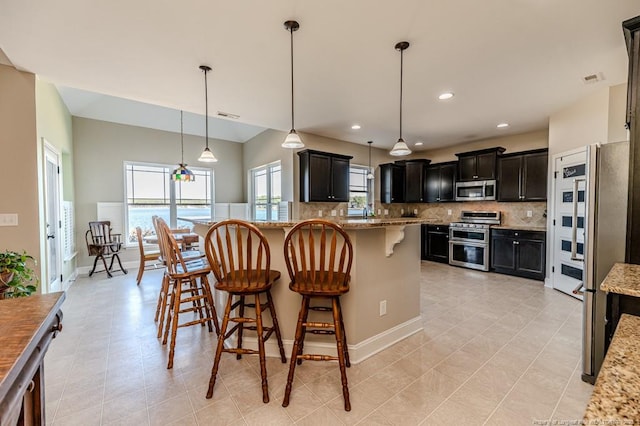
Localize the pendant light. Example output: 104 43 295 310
198 65 218 162
171 110 195 182
367 140 374 180
389 41 412 157
282 20 304 149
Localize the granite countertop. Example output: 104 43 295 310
194 217 431 229
490 225 547 232
583 313 640 422
600 263 640 297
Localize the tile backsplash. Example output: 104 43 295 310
298 200 547 228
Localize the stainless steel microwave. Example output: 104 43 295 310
455 180 496 201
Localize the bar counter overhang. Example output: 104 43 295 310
192 218 427 364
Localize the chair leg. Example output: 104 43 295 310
163 280 177 345
167 280 182 369
296 299 310 366
283 296 310 407
336 297 350 368
332 297 351 411
157 275 170 338
254 293 269 403
101 255 113 278
236 295 245 360
136 256 145 285
201 275 219 334
88 255 101 277
266 290 287 363
207 295 233 399
112 253 128 274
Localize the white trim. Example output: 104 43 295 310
235 315 423 365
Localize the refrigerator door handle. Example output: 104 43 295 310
571 178 586 261
572 282 585 295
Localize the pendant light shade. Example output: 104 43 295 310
198 65 218 163
282 20 304 149
390 41 412 157
367 140 375 180
172 111 195 182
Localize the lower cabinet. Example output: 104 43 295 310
422 224 450 263
490 229 546 281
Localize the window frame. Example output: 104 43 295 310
348 164 372 217
250 161 282 221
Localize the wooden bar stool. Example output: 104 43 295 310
156 218 219 369
282 219 353 411
204 220 287 403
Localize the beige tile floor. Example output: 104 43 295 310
44 261 594 425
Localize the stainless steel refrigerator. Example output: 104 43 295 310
579 141 629 384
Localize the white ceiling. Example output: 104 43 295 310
1 1 639 150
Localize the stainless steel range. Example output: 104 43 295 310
449 211 501 271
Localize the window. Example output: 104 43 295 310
124 162 213 244
348 165 370 216
251 162 281 221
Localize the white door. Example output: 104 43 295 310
44 144 63 293
551 149 587 300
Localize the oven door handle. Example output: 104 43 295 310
449 240 488 248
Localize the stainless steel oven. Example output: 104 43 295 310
449 211 501 272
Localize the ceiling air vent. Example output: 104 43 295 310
217 111 240 119
582 72 604 84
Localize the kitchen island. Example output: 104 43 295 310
193 218 427 363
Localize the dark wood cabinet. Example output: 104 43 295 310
380 163 405 203
422 224 450 263
456 147 505 182
425 162 456 202
298 150 352 202
497 149 548 201
491 229 546 281
403 159 431 203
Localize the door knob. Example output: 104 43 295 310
47 234 55 239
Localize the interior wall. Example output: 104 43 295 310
35 79 76 287
73 117 243 267
0 64 41 282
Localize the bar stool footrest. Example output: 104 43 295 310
297 354 339 362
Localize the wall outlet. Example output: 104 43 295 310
384 209 389 215
0 213 18 226
447 209 452 216
379 300 387 316
339 209 344 216
527 210 533 218
377 209 381 216
413 209 418 215
318 210 323 217
401 209 404 215
331 210 337 217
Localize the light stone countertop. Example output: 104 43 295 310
600 263 640 297
583 313 640 423
192 217 434 229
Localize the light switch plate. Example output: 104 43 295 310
331 210 337 217
527 210 533 217
0 213 18 226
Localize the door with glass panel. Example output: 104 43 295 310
44 143 62 293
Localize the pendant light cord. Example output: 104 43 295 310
290 26 295 130
204 68 210 149
399 48 404 140
180 110 185 163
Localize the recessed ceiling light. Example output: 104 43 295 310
351 124 361 130
497 123 509 128
415 141 424 146
438 92 454 100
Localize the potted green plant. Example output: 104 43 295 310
0 250 38 299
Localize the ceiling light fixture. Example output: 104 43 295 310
198 65 218 162
171 110 195 182
282 20 304 149
438 92 454 100
351 124 361 130
497 122 509 128
390 41 411 157
367 140 375 180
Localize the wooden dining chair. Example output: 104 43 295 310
156 217 219 369
203 219 287 403
135 226 160 285
281 219 353 411
85 221 127 278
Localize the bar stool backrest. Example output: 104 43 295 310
155 217 189 275
205 220 271 288
283 219 353 289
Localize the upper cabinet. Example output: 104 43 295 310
497 148 548 201
456 147 505 181
380 162 405 203
298 150 353 202
403 159 431 203
425 162 457 202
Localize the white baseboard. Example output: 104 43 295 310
544 277 553 288
235 316 423 364
62 270 78 291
